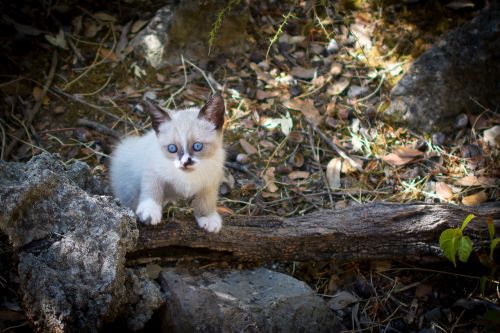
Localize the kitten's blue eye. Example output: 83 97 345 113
167 144 178 153
192 142 203 152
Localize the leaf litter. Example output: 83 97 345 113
0 1 499 332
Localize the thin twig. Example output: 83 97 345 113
77 118 120 140
225 161 261 184
4 50 58 158
305 117 364 172
52 87 135 126
307 126 334 209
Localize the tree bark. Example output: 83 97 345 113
127 202 500 264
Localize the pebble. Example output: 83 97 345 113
289 84 302 97
236 153 250 165
431 132 446 146
454 113 469 129
326 38 339 54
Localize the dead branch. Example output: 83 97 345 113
127 202 500 264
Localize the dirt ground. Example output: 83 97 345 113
0 0 498 332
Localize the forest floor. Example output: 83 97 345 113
0 0 499 332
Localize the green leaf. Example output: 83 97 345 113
479 276 486 295
439 228 461 266
460 214 475 232
457 236 473 263
489 238 500 260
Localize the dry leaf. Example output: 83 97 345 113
328 291 359 310
328 78 350 95
393 147 424 158
32 86 42 101
249 62 275 85
99 49 119 62
291 66 317 79
382 153 414 166
263 167 278 193
415 284 432 299
256 89 279 100
330 62 343 76
288 171 310 180
288 131 304 143
131 19 148 33
326 158 342 190
239 138 257 155
283 98 322 125
462 191 488 206
216 206 234 216
436 182 453 201
288 152 304 168
94 12 117 22
259 140 275 150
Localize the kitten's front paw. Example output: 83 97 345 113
136 199 163 225
196 212 222 233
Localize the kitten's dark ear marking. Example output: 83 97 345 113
198 93 225 131
144 97 170 133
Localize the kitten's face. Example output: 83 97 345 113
145 94 225 171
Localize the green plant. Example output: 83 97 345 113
439 214 499 267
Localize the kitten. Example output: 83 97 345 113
110 94 226 233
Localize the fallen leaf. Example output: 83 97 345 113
94 12 117 22
382 153 414 166
393 147 424 158
131 19 148 33
328 291 359 310
32 86 42 101
216 206 234 216
446 1 475 10
436 182 453 201
326 158 342 190
263 167 278 193
283 98 322 125
288 131 304 143
261 112 293 136
239 138 257 155
291 66 316 79
259 140 275 150
288 171 310 180
415 284 432 299
328 78 350 95
329 62 343 76
462 191 488 206
44 29 68 50
99 48 119 62
256 89 279 100
249 62 275 85
288 152 304 168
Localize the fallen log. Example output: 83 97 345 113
128 202 500 264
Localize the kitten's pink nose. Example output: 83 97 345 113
182 157 193 167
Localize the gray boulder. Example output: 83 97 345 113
130 0 249 68
0 153 139 332
159 267 342 332
387 3 500 132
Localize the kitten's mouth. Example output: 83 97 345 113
179 165 195 172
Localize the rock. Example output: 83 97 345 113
130 1 249 68
387 4 500 132
483 125 500 149
159 267 342 332
0 153 138 332
454 113 469 129
122 268 164 331
432 132 446 146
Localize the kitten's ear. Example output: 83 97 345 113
144 97 171 133
198 93 225 131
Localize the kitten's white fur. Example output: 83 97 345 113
110 98 225 232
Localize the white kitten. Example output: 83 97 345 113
110 94 226 233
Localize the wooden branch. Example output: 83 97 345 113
127 202 500 264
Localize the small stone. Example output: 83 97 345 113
325 116 337 128
236 153 250 165
326 38 339 54
432 132 446 146
348 85 369 99
461 144 482 159
289 84 302 97
454 113 469 129
53 105 66 114
483 125 500 149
